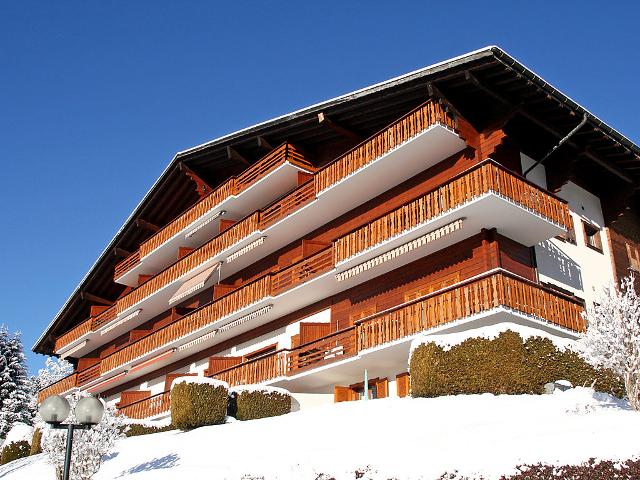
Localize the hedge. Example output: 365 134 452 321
232 386 291 421
410 330 624 398
170 378 228 430
124 424 174 437
29 428 41 455
1 441 30 465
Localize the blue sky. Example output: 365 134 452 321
1 1 639 373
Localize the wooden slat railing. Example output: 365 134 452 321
37 373 78 403
119 391 171 419
114 143 313 281
213 350 287 386
315 101 456 194
272 247 334 295
91 305 117 330
114 251 141 281
334 160 570 263
235 143 313 192
139 182 235 260
356 271 585 351
102 247 337 376
77 363 101 386
118 212 260 313
286 327 357 374
259 181 316 230
54 318 93 353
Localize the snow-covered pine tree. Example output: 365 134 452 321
34 357 73 391
41 389 126 480
579 274 640 410
0 326 33 439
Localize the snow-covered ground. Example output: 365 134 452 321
2 388 640 479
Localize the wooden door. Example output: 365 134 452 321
334 385 357 403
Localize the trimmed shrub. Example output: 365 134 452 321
29 428 42 455
124 424 174 437
410 330 624 398
170 378 228 430
1 441 30 465
232 386 292 421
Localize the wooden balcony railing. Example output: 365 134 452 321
117 212 261 313
272 247 334 295
119 391 171 420
314 101 456 194
114 143 313 281
115 270 584 418
77 363 101 386
54 305 117 354
356 271 585 351
102 248 335 375
212 351 287 386
114 251 141 282
91 305 118 330
54 318 93 353
259 181 316 230
334 160 571 263
286 327 357 374
37 373 78 403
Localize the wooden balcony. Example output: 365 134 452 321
114 143 314 282
37 373 78 403
54 305 117 355
100 247 335 375
334 160 571 264
118 391 171 420
115 270 584 419
314 101 456 194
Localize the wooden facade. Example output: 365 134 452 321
36 49 640 420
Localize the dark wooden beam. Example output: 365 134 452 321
317 112 361 142
256 135 274 153
179 162 212 198
135 219 160 233
113 247 132 258
80 292 114 306
463 71 634 184
226 146 250 166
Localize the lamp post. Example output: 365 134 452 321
39 395 105 480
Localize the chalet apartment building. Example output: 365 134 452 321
34 47 640 419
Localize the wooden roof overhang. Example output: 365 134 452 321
34 46 640 355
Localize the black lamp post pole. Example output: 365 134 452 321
52 423 91 480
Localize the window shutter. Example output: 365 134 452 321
376 378 389 398
334 385 353 403
396 372 410 398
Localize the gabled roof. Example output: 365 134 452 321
33 45 640 355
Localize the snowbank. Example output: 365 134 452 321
2 388 640 479
1 423 32 449
410 321 578 355
169 376 228 390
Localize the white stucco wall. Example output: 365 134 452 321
521 154 616 307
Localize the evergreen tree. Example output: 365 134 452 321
0 325 33 439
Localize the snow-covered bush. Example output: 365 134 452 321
230 385 291 421
0 440 30 465
170 377 228 430
579 275 640 410
40 389 126 480
0 326 34 439
409 330 624 398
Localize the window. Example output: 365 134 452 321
583 222 602 252
243 343 278 362
626 243 640 272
